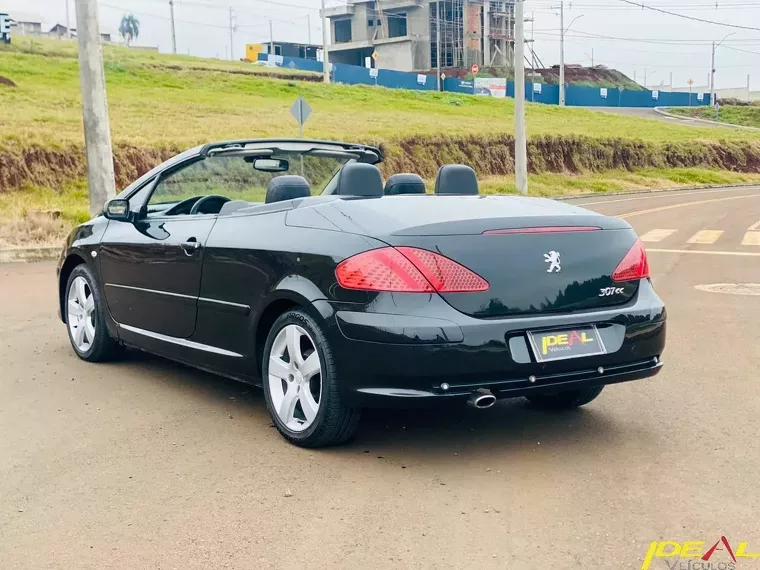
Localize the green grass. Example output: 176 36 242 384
668 105 760 129
2 38 760 152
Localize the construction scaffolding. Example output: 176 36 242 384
429 0 514 71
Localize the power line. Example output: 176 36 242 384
722 44 760 55
613 0 760 31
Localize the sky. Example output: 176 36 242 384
1 0 759 89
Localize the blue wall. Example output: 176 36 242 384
258 54 709 107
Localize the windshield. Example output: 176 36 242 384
147 152 352 208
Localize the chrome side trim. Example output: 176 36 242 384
118 323 244 358
198 297 251 316
105 283 196 301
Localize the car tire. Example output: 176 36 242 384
64 264 122 362
262 308 361 448
526 386 604 410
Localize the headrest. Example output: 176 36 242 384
265 175 311 204
335 163 384 197
384 173 426 196
434 164 479 195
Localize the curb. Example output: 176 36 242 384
554 181 760 202
0 246 60 264
653 107 760 131
2 183 758 264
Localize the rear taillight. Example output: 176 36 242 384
612 239 650 282
335 247 489 293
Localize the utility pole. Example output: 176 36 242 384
748 74 751 102
591 48 593 66
228 7 235 61
169 0 177 54
669 71 673 91
269 20 274 56
711 33 735 106
320 0 330 83
307 14 311 45
514 0 528 195
65 0 71 38
559 0 564 106
436 2 441 91
531 11 535 102
74 0 116 216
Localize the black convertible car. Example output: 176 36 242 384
57 139 666 447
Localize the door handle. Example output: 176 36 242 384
181 238 201 255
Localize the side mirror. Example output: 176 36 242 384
104 199 130 221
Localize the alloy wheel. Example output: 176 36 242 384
67 275 96 353
267 324 322 432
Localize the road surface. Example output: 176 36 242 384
584 106 732 129
2 186 759 569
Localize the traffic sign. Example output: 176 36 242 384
440 72 446 80
471 64 479 74
290 96 312 136
371 50 379 61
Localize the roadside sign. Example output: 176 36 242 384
687 79 694 86
290 96 312 136
471 64 479 74
369 68 378 78
371 50 379 61
440 72 446 80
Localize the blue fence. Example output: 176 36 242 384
260 54 710 107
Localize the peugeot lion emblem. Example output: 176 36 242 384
544 250 561 273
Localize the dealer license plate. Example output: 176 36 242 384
527 325 607 363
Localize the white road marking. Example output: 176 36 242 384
574 186 759 207
687 230 724 244
741 231 760 246
639 229 677 242
748 220 760 231
619 194 760 219
647 248 760 256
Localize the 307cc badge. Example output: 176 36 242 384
528 325 607 363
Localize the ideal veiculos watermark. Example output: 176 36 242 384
642 537 760 570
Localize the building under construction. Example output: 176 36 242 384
324 0 515 73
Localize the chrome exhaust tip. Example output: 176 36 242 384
467 389 496 409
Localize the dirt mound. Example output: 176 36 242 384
0 75 17 87
2 136 759 195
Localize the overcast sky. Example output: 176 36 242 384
2 0 758 89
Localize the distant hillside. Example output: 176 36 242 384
532 66 645 91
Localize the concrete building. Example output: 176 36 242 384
324 0 514 73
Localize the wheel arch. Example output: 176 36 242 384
253 281 333 380
58 253 88 323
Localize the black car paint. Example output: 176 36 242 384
58 142 665 408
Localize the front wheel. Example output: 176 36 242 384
526 386 604 411
262 308 361 448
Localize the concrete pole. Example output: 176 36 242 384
747 74 751 102
321 0 331 83
559 0 565 106
169 0 177 54
514 0 528 195
269 20 274 56
531 11 535 102
65 0 71 38
229 7 234 60
307 14 311 45
74 0 116 216
710 41 715 106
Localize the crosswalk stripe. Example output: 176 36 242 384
748 220 760 231
639 229 677 243
687 230 724 244
741 231 760 246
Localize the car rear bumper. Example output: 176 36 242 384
317 279 666 408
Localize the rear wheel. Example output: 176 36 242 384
526 386 604 410
65 264 122 362
262 308 361 448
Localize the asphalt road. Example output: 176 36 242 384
584 106 730 128
2 186 760 569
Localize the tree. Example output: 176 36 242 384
119 14 139 47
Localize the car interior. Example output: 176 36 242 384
146 162 480 218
